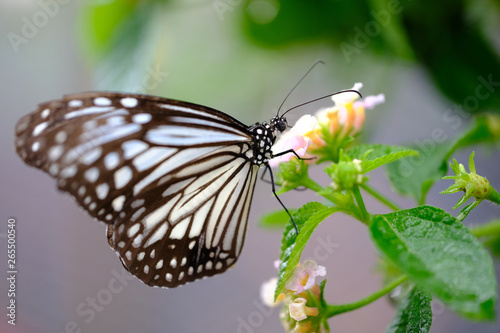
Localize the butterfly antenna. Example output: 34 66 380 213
276 59 326 116
281 89 362 117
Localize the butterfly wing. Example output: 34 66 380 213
15 92 259 287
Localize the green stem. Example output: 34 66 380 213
301 176 323 193
325 275 408 318
301 176 362 220
486 186 500 206
301 176 336 204
469 219 500 238
360 183 402 211
352 185 369 224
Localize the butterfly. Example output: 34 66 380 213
14 91 303 288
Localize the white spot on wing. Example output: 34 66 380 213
132 113 152 124
144 223 168 247
31 141 40 152
68 100 83 107
84 167 100 183
170 258 177 268
40 109 50 118
133 234 144 247
55 131 67 143
133 147 176 172
104 152 120 170
170 218 190 239
127 223 140 238
190 198 214 238
142 193 180 230
33 122 48 136
94 97 112 106
80 147 102 165
122 140 148 159
65 106 114 119
77 186 86 196
112 195 126 211
114 166 132 189
156 260 164 269
60 165 77 178
121 97 138 108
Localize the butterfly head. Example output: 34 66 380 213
270 116 288 133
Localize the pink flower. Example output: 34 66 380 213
269 115 317 168
285 260 327 295
316 82 385 137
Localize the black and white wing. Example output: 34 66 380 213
15 92 259 287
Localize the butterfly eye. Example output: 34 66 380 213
276 118 288 132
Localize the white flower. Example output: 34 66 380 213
289 298 308 321
260 277 280 307
285 260 327 295
331 82 363 106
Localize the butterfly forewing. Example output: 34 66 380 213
15 92 261 287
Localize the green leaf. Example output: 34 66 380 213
386 142 454 205
371 206 497 320
275 202 339 300
386 287 432 333
78 0 138 61
345 144 418 173
260 209 295 228
79 1 167 92
402 0 500 115
319 279 328 308
386 117 498 205
454 116 500 148
484 235 500 258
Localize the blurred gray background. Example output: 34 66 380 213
0 1 499 332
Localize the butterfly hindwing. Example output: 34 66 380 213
15 92 260 287
110 153 259 287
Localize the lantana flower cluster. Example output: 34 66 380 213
270 83 385 167
261 260 328 333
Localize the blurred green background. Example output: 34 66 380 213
1 0 499 332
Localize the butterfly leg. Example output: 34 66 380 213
265 163 299 234
260 165 306 191
272 148 316 161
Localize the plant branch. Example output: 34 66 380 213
360 183 402 211
352 185 369 224
325 275 408 318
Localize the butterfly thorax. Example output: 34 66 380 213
248 115 288 166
